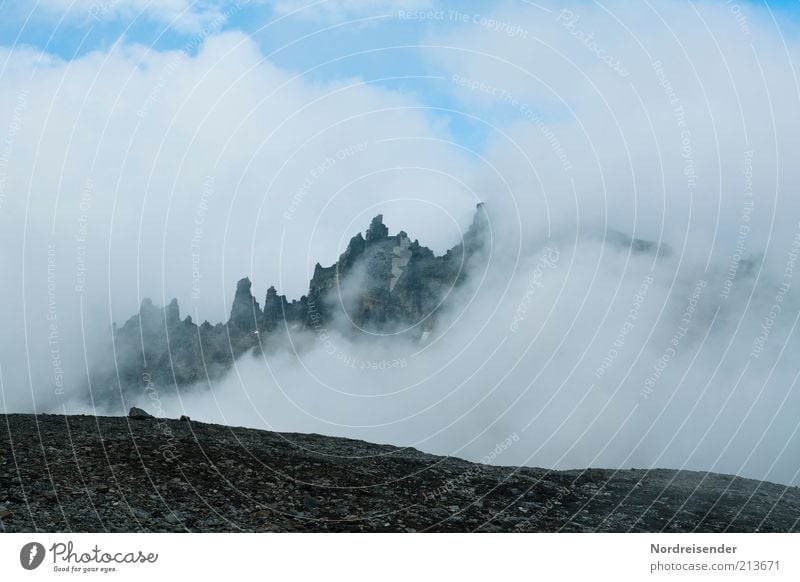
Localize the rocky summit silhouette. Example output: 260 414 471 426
89 205 673 404
94 205 489 399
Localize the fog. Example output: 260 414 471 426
2 0 800 486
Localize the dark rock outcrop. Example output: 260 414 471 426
365 214 389 241
304 207 488 334
228 277 261 333
128 407 153 419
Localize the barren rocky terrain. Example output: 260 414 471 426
1 413 798 533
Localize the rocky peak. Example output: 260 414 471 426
139 297 157 317
108 205 492 395
236 277 253 292
136 298 165 335
262 285 284 331
465 203 488 248
165 298 180 327
303 207 490 334
228 277 261 332
339 233 366 271
365 214 389 242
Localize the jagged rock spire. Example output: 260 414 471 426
365 214 388 241
165 298 180 327
228 277 261 332
137 298 164 334
262 286 281 331
463 202 489 254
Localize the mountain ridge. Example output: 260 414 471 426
95 205 671 400
98 205 489 397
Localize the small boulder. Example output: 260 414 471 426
128 407 153 419
132 508 149 520
165 512 181 525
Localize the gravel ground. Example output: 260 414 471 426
1 413 798 533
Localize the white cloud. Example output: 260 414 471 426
428 0 800 265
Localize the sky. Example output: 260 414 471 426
3 0 800 486
7 0 795 155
